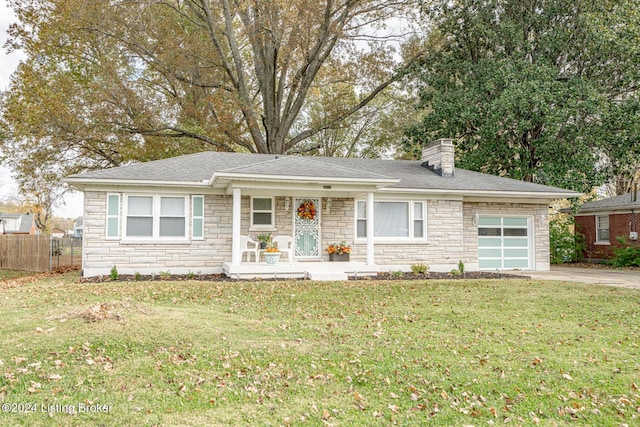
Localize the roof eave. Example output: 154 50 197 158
64 177 212 190
212 172 399 188
576 204 640 214
379 187 580 199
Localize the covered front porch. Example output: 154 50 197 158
213 156 398 279
223 260 380 281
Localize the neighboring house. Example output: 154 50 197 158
574 191 640 261
51 227 66 238
65 139 578 279
74 216 84 238
0 212 38 235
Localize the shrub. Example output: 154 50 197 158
609 237 640 267
110 265 118 281
457 260 465 274
549 215 585 264
410 263 430 274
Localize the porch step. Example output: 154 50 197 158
308 272 349 281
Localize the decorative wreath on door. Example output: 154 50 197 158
297 201 316 220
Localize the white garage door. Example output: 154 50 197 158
478 216 531 270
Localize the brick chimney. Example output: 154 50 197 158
421 139 455 177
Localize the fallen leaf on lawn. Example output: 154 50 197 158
47 373 62 381
27 381 42 393
562 373 573 381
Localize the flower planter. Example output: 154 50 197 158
329 253 350 262
264 252 281 265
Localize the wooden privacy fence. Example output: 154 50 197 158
0 235 82 272
0 235 51 272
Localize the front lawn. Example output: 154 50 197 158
0 273 638 426
0 269 33 281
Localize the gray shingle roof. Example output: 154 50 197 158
221 156 395 181
577 192 640 213
0 212 33 233
67 151 577 196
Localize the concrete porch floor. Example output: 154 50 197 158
223 260 380 281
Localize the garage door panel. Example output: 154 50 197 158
504 248 528 258
479 228 501 236
503 217 528 226
478 217 501 226
504 259 529 269
503 238 528 247
504 228 527 236
479 248 502 258
479 259 502 269
478 238 502 247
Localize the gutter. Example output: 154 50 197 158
64 177 213 190
377 187 580 200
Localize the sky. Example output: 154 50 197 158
0 2 83 218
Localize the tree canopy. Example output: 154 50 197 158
1 0 421 174
0 0 423 229
405 0 640 193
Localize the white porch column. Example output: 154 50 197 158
366 191 375 265
231 188 242 266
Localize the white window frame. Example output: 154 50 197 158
106 193 120 240
126 195 154 238
123 194 188 241
159 196 188 238
250 196 275 229
355 199 427 242
596 215 610 244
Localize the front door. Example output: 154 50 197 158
294 198 321 259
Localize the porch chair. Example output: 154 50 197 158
272 236 293 264
239 235 259 262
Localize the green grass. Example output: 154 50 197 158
0 269 33 281
0 273 638 426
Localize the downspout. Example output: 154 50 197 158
631 182 638 240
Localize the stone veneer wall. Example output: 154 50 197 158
83 191 234 276
83 191 551 276
351 199 464 268
320 198 355 260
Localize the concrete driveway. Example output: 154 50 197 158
528 266 640 290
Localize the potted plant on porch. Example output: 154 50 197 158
257 233 272 249
326 241 351 261
264 243 281 265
